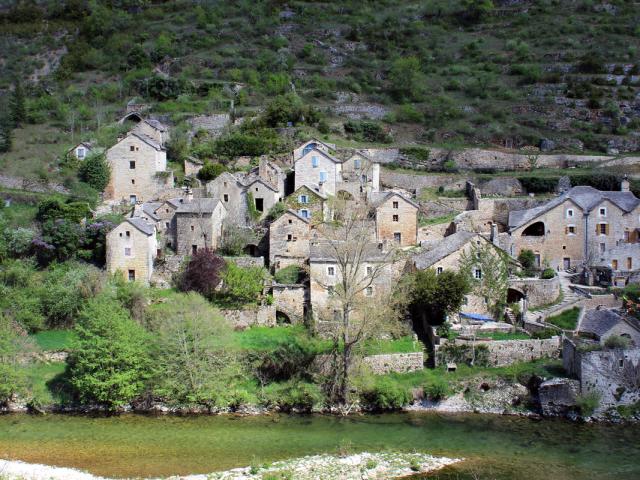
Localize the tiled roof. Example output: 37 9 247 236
309 241 390 262
144 118 168 132
578 309 639 339
141 202 162 221
128 132 164 151
126 217 155 236
412 231 477 270
175 197 221 214
369 191 419 209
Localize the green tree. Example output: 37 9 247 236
0 117 12 153
67 295 152 409
262 93 306 127
149 293 241 404
0 315 30 402
9 79 26 128
461 0 495 22
78 153 110 192
517 249 536 275
408 269 470 327
196 162 227 183
221 263 266 305
388 57 425 102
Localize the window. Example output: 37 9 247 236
300 209 310 218
474 268 482 279
299 195 309 204
354 159 361 169
165 222 170 229
366 266 373 275
628 257 633 270
566 208 574 218
599 223 608 235
394 232 401 243
224 181 227 187
77 147 86 159
612 259 618 270
192 245 198 254
436 267 443 275
599 207 607 217
124 247 131 256
129 161 136 169
223 194 229 202
130 146 135 152
319 171 327 183
128 270 135 281
129 195 137 204
566 225 576 235
312 156 319 168
288 219 292 224
287 233 293 241
393 201 399 209
255 198 264 212
327 266 335 276
392 214 399 222
165 209 169 213
131 179 135 184
125 230 130 237
365 286 373 297
624 230 630 242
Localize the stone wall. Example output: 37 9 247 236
221 305 276 329
223 256 265 268
272 283 306 323
508 276 561 309
458 336 561 367
478 177 524 196
362 352 424 374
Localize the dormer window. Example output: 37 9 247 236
566 208 574 218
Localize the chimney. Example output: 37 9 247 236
621 175 630 192
490 222 499 246
185 187 194 203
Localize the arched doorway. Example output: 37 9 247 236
522 221 545 236
276 310 292 325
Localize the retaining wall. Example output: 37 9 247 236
458 336 561 367
221 305 276 329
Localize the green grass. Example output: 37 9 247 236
362 336 423 355
419 212 458 227
20 361 67 405
474 331 531 341
546 307 581 330
233 325 321 352
31 330 76 351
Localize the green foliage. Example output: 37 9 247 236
518 249 536 274
388 57 425 101
436 342 490 367
274 265 304 285
519 177 558 194
261 380 323 412
264 201 286 223
344 120 392 143
9 79 26 128
262 94 313 128
36 198 91 224
546 307 580 330
541 268 556 280
461 0 495 22
408 269 470 326
196 162 227 183
424 377 450 401
0 116 13 153
220 263 266 305
360 377 411 410
31 330 76 351
213 133 281 159
67 295 152 409
246 191 261 222
530 328 558 340
604 335 631 350
575 391 600 417
219 224 257 256
0 315 29 402
78 153 110 192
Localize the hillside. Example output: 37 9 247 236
0 0 639 185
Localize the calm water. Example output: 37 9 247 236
1 413 639 479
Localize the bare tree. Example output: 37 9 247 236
313 198 406 409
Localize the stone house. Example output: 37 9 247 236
594 242 640 286
285 184 327 223
104 132 173 203
293 138 335 162
341 151 381 194
269 210 312 271
184 156 204 178
206 172 249 226
309 242 403 324
294 147 343 197
175 198 227 255
507 185 640 270
370 191 419 247
137 197 185 251
577 307 640 346
106 217 157 285
132 118 169 145
67 141 95 161
411 231 506 319
246 177 282 220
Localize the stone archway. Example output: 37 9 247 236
507 287 525 304
119 111 144 124
276 310 292 325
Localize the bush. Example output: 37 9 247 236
196 162 227 182
220 263 266 305
78 153 110 192
604 335 631 350
530 328 557 339
575 391 600 417
344 120 392 143
261 380 323 412
424 378 449 401
436 343 490 367
518 249 536 274
360 378 411 410
176 249 225 299
541 268 556 279
520 176 558 194
274 265 304 284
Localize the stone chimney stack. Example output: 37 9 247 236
185 187 194 203
490 222 499 246
621 175 630 192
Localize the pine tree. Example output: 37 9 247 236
9 79 26 128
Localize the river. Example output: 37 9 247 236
1 413 639 479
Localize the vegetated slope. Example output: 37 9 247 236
0 0 639 182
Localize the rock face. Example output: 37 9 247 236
539 378 580 416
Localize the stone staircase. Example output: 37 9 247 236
525 271 584 324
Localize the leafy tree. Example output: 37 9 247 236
149 293 241 404
408 269 470 328
177 249 225 299
388 57 425 101
219 223 257 256
34 219 83 264
67 295 152 409
274 265 304 284
36 197 91 224
9 79 26 128
262 93 306 127
221 263 266 304
196 162 227 183
461 0 495 22
518 249 536 275
78 153 110 192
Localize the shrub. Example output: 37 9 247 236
176 249 225 300
575 391 600 417
196 162 227 182
604 335 631 350
274 265 304 284
261 380 323 412
78 153 110 192
220 263 266 305
343 120 392 143
530 328 557 339
518 249 536 273
360 378 411 410
264 202 286 223
520 176 558 194
541 268 556 279
424 378 449 401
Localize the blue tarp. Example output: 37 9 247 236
459 312 493 322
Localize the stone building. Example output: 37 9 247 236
67 141 95 161
577 307 640 346
294 147 343 197
370 191 419 247
246 177 282 220
137 197 185 251
206 172 249 226
341 151 381 194
411 231 506 318
132 118 169 145
594 242 640 287
184 156 203 178
507 185 640 270
104 132 173 203
269 210 312 271
175 198 227 255
106 217 157 285
293 138 335 162
285 184 327 223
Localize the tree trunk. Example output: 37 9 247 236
339 306 351 405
